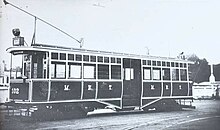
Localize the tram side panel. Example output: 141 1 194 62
10 79 29 100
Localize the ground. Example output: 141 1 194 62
0 100 220 130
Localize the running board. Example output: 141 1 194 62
97 100 121 110
140 98 162 109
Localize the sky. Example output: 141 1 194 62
1 0 220 68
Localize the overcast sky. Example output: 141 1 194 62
1 0 220 67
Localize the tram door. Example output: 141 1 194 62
123 58 142 107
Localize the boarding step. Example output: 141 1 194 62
121 106 140 111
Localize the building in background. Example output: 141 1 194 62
0 61 10 104
193 64 220 99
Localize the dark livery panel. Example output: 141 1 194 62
10 81 29 100
50 81 81 101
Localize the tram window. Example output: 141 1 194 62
68 54 74 61
31 53 45 79
162 68 170 80
51 64 55 78
180 63 183 67
125 68 134 80
76 54 82 61
147 60 151 65
157 61 161 66
171 62 175 67
143 67 151 80
167 62 170 67
143 60 146 65
98 64 109 79
83 55 89 62
184 63 187 68
180 69 187 81
153 68 161 80
84 64 96 79
98 56 103 63
60 53 66 60
90 55 96 62
117 58 121 64
51 62 66 78
162 61 166 66
111 65 121 79
104 57 109 63
171 69 179 81
152 61 156 66
111 57 116 63
69 63 81 78
51 53 58 59
175 62 179 67
24 62 31 78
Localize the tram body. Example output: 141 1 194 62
6 44 194 119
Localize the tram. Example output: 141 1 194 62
5 33 195 120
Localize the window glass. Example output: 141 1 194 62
111 57 116 63
51 64 55 78
76 54 82 61
143 60 146 65
147 60 151 65
60 53 66 60
51 62 66 78
167 62 170 67
153 68 161 80
98 64 109 79
56 64 66 78
68 54 74 61
162 68 170 80
111 65 121 79
175 62 179 67
171 62 175 67
171 69 179 81
143 68 151 80
104 57 109 63
157 61 161 66
180 69 187 81
162 61 166 66
83 55 89 62
84 64 96 79
152 61 156 66
90 55 96 62
117 58 121 64
125 68 134 80
98 56 103 62
51 53 58 59
69 64 81 78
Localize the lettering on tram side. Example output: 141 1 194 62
11 88 20 94
64 85 70 91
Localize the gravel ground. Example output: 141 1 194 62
1 100 220 130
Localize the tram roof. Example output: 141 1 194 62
7 43 192 63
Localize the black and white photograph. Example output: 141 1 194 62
0 0 220 129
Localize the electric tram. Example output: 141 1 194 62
5 30 195 120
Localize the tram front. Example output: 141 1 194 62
6 30 49 105
7 48 49 103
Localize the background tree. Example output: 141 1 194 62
187 54 210 83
